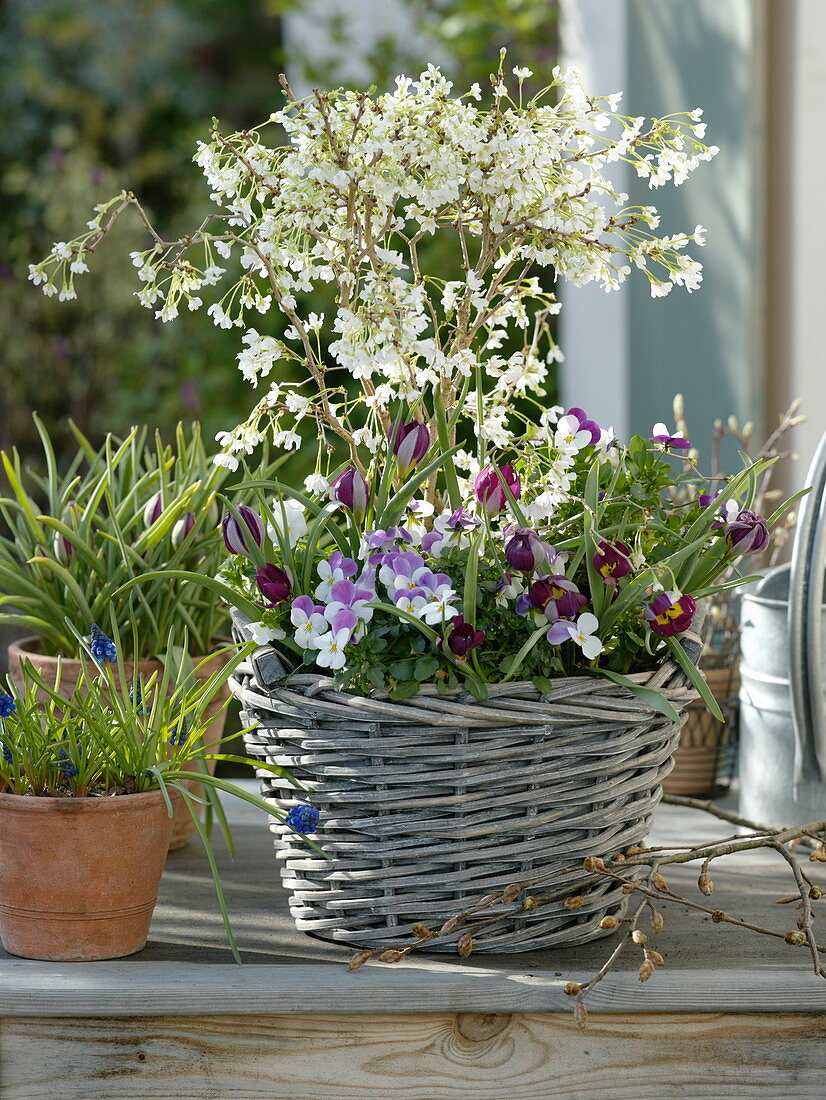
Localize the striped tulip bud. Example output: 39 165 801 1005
222 506 265 556
504 527 546 573
331 467 369 521
473 463 521 516
143 491 164 529
171 511 196 549
390 420 430 476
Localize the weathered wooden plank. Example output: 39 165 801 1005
2 959 826 1017
3 1011 826 1099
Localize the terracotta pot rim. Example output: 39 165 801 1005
8 635 231 667
0 788 174 814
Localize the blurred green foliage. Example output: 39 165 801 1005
3 0 558 467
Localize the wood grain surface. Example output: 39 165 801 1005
4 1011 826 1100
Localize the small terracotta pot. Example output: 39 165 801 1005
6 637 232 850
663 666 740 797
0 789 176 961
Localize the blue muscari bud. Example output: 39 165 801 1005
90 624 118 664
2 742 12 764
285 803 320 834
57 747 78 777
0 690 16 718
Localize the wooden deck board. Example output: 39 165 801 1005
4 793 826 1097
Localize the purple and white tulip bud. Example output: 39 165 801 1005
331 467 369 521
726 509 770 555
504 527 547 573
143 491 164 529
473 463 521 516
222 506 265 556
171 511 196 549
52 529 73 564
390 420 431 476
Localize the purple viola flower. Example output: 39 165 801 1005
593 539 632 586
171 511 196 549
331 467 369 521
650 422 691 450
726 510 770 555
143 491 164 529
528 576 587 620
441 615 485 661
223 506 265 556
504 527 548 574
645 591 697 637
390 420 431 477
698 490 719 508
566 407 602 445
474 464 521 516
255 563 292 607
324 575 376 627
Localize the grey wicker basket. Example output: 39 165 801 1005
230 610 700 954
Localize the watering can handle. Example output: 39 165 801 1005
788 432 826 784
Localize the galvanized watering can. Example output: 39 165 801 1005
739 434 826 824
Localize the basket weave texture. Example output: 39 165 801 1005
231 611 700 954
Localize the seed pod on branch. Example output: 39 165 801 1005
811 886 824 900
502 883 521 902
583 856 605 872
378 949 405 963
652 872 672 894
564 895 585 910
412 923 433 940
712 910 725 923
649 907 664 934
564 981 582 996
522 896 538 911
698 872 713 896
625 845 645 857
599 915 619 930
348 950 374 972
785 930 807 946
809 847 826 863
775 896 797 905
632 929 648 946
611 852 626 864
638 959 655 982
457 932 474 958
439 917 460 935
646 948 665 967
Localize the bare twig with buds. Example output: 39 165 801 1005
347 795 826 1027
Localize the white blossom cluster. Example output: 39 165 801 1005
30 62 716 479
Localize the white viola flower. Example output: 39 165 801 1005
416 586 460 625
290 602 328 650
246 621 287 645
268 498 308 548
554 414 592 455
565 613 604 660
314 623 353 670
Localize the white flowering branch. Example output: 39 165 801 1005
31 58 716 497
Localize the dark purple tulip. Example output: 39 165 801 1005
331 467 369 521
390 420 431 476
726 510 770 555
528 575 587 620
566 407 602 445
255 563 292 607
593 539 632 586
223 506 265 556
645 591 696 637
171 511 196 549
504 527 547 573
442 615 485 661
143 491 164 529
474 463 521 516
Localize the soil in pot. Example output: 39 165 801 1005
6 637 232 849
0 789 176 961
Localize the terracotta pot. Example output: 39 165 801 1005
0 789 175 960
663 666 740 797
6 637 231 850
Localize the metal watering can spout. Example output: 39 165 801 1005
789 432 826 787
